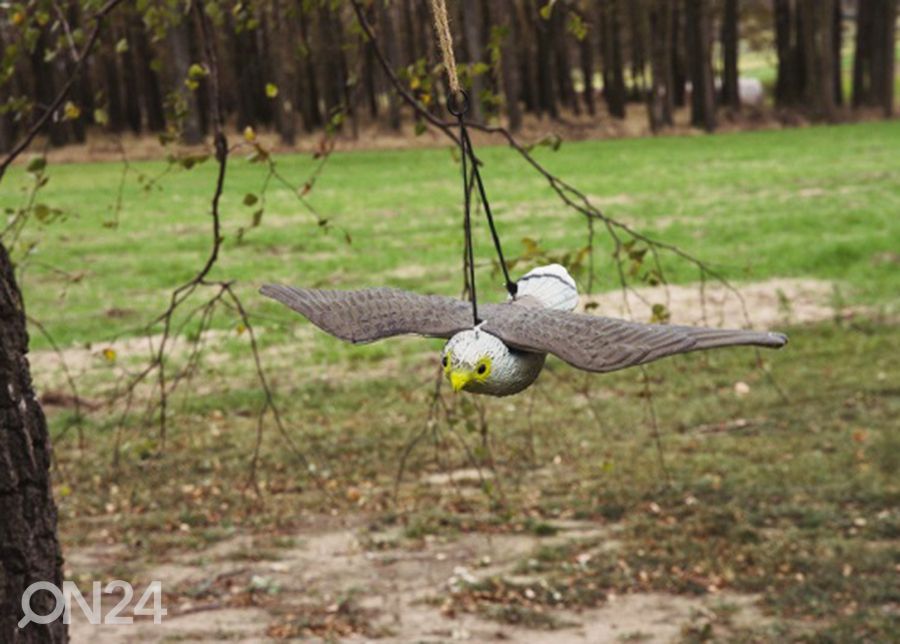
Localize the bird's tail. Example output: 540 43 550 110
514 264 579 311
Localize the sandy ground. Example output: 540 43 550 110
68 511 768 643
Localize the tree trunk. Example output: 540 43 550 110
600 0 627 118
551 8 579 114
297 8 323 131
116 17 143 134
168 14 203 144
268 0 297 145
721 0 740 111
535 6 559 118
579 19 597 116
130 15 165 132
774 0 806 107
831 0 843 106
648 0 675 130
799 0 836 121
495 0 523 130
374 0 401 129
855 0 898 116
876 0 897 116
461 0 487 122
671 0 687 107
685 0 717 130
0 242 67 644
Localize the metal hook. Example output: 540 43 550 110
447 89 470 118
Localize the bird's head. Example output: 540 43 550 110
442 329 506 393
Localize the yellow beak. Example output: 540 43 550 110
449 370 473 393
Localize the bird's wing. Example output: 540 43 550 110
260 285 474 343
480 304 787 373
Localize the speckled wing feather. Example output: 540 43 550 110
479 303 787 373
260 285 474 343
261 285 787 372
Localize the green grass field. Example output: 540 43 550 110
3 121 899 640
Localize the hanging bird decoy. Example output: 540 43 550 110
261 264 787 397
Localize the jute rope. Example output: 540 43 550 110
429 0 461 98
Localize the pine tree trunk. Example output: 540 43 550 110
648 0 675 130
721 0 740 111
168 14 203 144
580 23 596 116
495 0 523 130
0 242 67 644
535 7 559 119
551 8 579 114
879 0 897 116
268 0 297 145
671 0 686 107
685 0 717 130
799 0 836 121
297 9 323 131
600 0 627 118
461 0 486 122
130 15 165 132
374 0 401 129
831 0 843 106
852 0 872 108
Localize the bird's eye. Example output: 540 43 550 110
477 363 487 375
441 355 449 368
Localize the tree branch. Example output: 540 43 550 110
0 0 128 182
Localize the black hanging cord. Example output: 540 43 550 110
448 90 517 327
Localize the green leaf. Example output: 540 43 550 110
115 38 129 54
251 209 264 227
188 63 207 80
243 193 259 206
539 0 557 20
265 83 279 98
33 204 50 221
26 156 46 173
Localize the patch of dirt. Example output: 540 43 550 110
580 277 846 329
65 499 767 642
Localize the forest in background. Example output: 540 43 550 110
1 0 897 153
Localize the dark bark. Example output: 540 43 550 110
671 0 686 107
30 30 69 146
799 0 836 121
579 21 597 116
853 0 898 116
167 14 203 144
461 0 487 122
600 0 627 118
831 0 843 106
373 0 401 129
648 0 675 130
517 2 540 113
551 8 579 114
495 0 523 130
535 6 559 118
721 0 740 111
0 243 67 644
130 15 165 132
685 0 716 130
116 18 143 134
296 9 323 131
268 0 297 144
774 0 806 107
